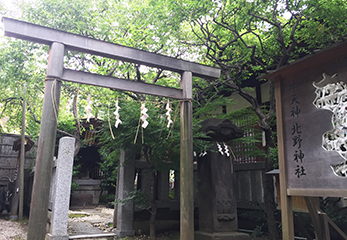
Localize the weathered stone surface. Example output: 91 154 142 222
114 148 135 238
49 137 75 240
197 143 238 233
197 118 246 239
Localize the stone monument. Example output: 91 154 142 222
195 118 250 240
47 137 75 240
114 148 136 238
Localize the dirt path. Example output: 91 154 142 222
0 207 113 240
68 207 114 235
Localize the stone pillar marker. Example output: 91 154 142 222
47 137 75 240
114 148 135 238
195 118 250 240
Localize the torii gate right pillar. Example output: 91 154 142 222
180 71 194 240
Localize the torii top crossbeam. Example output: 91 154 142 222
2 17 220 79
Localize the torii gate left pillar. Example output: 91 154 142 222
2 17 220 240
27 42 65 239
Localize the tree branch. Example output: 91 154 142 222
27 101 75 137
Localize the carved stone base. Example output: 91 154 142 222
194 231 250 240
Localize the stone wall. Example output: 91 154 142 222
70 179 101 206
0 133 36 214
235 162 267 209
0 133 35 184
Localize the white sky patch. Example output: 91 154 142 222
0 0 22 43
0 0 37 41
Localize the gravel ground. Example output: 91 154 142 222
0 207 263 240
0 217 28 240
68 207 114 235
0 207 113 240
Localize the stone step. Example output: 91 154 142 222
69 233 116 239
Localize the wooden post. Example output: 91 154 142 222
9 153 20 220
27 42 64 240
180 71 194 240
19 83 26 221
275 77 294 240
305 197 331 240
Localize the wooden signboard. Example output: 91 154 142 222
267 42 347 198
266 41 347 239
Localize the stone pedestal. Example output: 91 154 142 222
196 143 249 240
114 148 135 238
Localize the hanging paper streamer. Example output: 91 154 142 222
223 143 230 157
114 98 122 128
165 100 173 128
85 93 93 122
199 150 207 157
140 102 149 128
217 142 224 155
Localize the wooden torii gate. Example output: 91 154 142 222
2 17 220 240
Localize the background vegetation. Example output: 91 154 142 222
2 0 347 239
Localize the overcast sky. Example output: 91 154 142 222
0 0 26 42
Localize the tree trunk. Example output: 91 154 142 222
73 92 81 156
149 171 158 239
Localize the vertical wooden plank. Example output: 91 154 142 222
320 213 330 240
180 71 194 240
27 42 64 240
113 166 120 228
275 77 294 240
10 151 20 219
19 83 26 221
305 197 323 240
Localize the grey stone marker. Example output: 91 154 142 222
114 148 135 238
195 118 250 240
47 137 75 240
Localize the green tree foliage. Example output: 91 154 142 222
97 97 182 239
0 0 191 135
2 0 347 238
161 0 347 238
